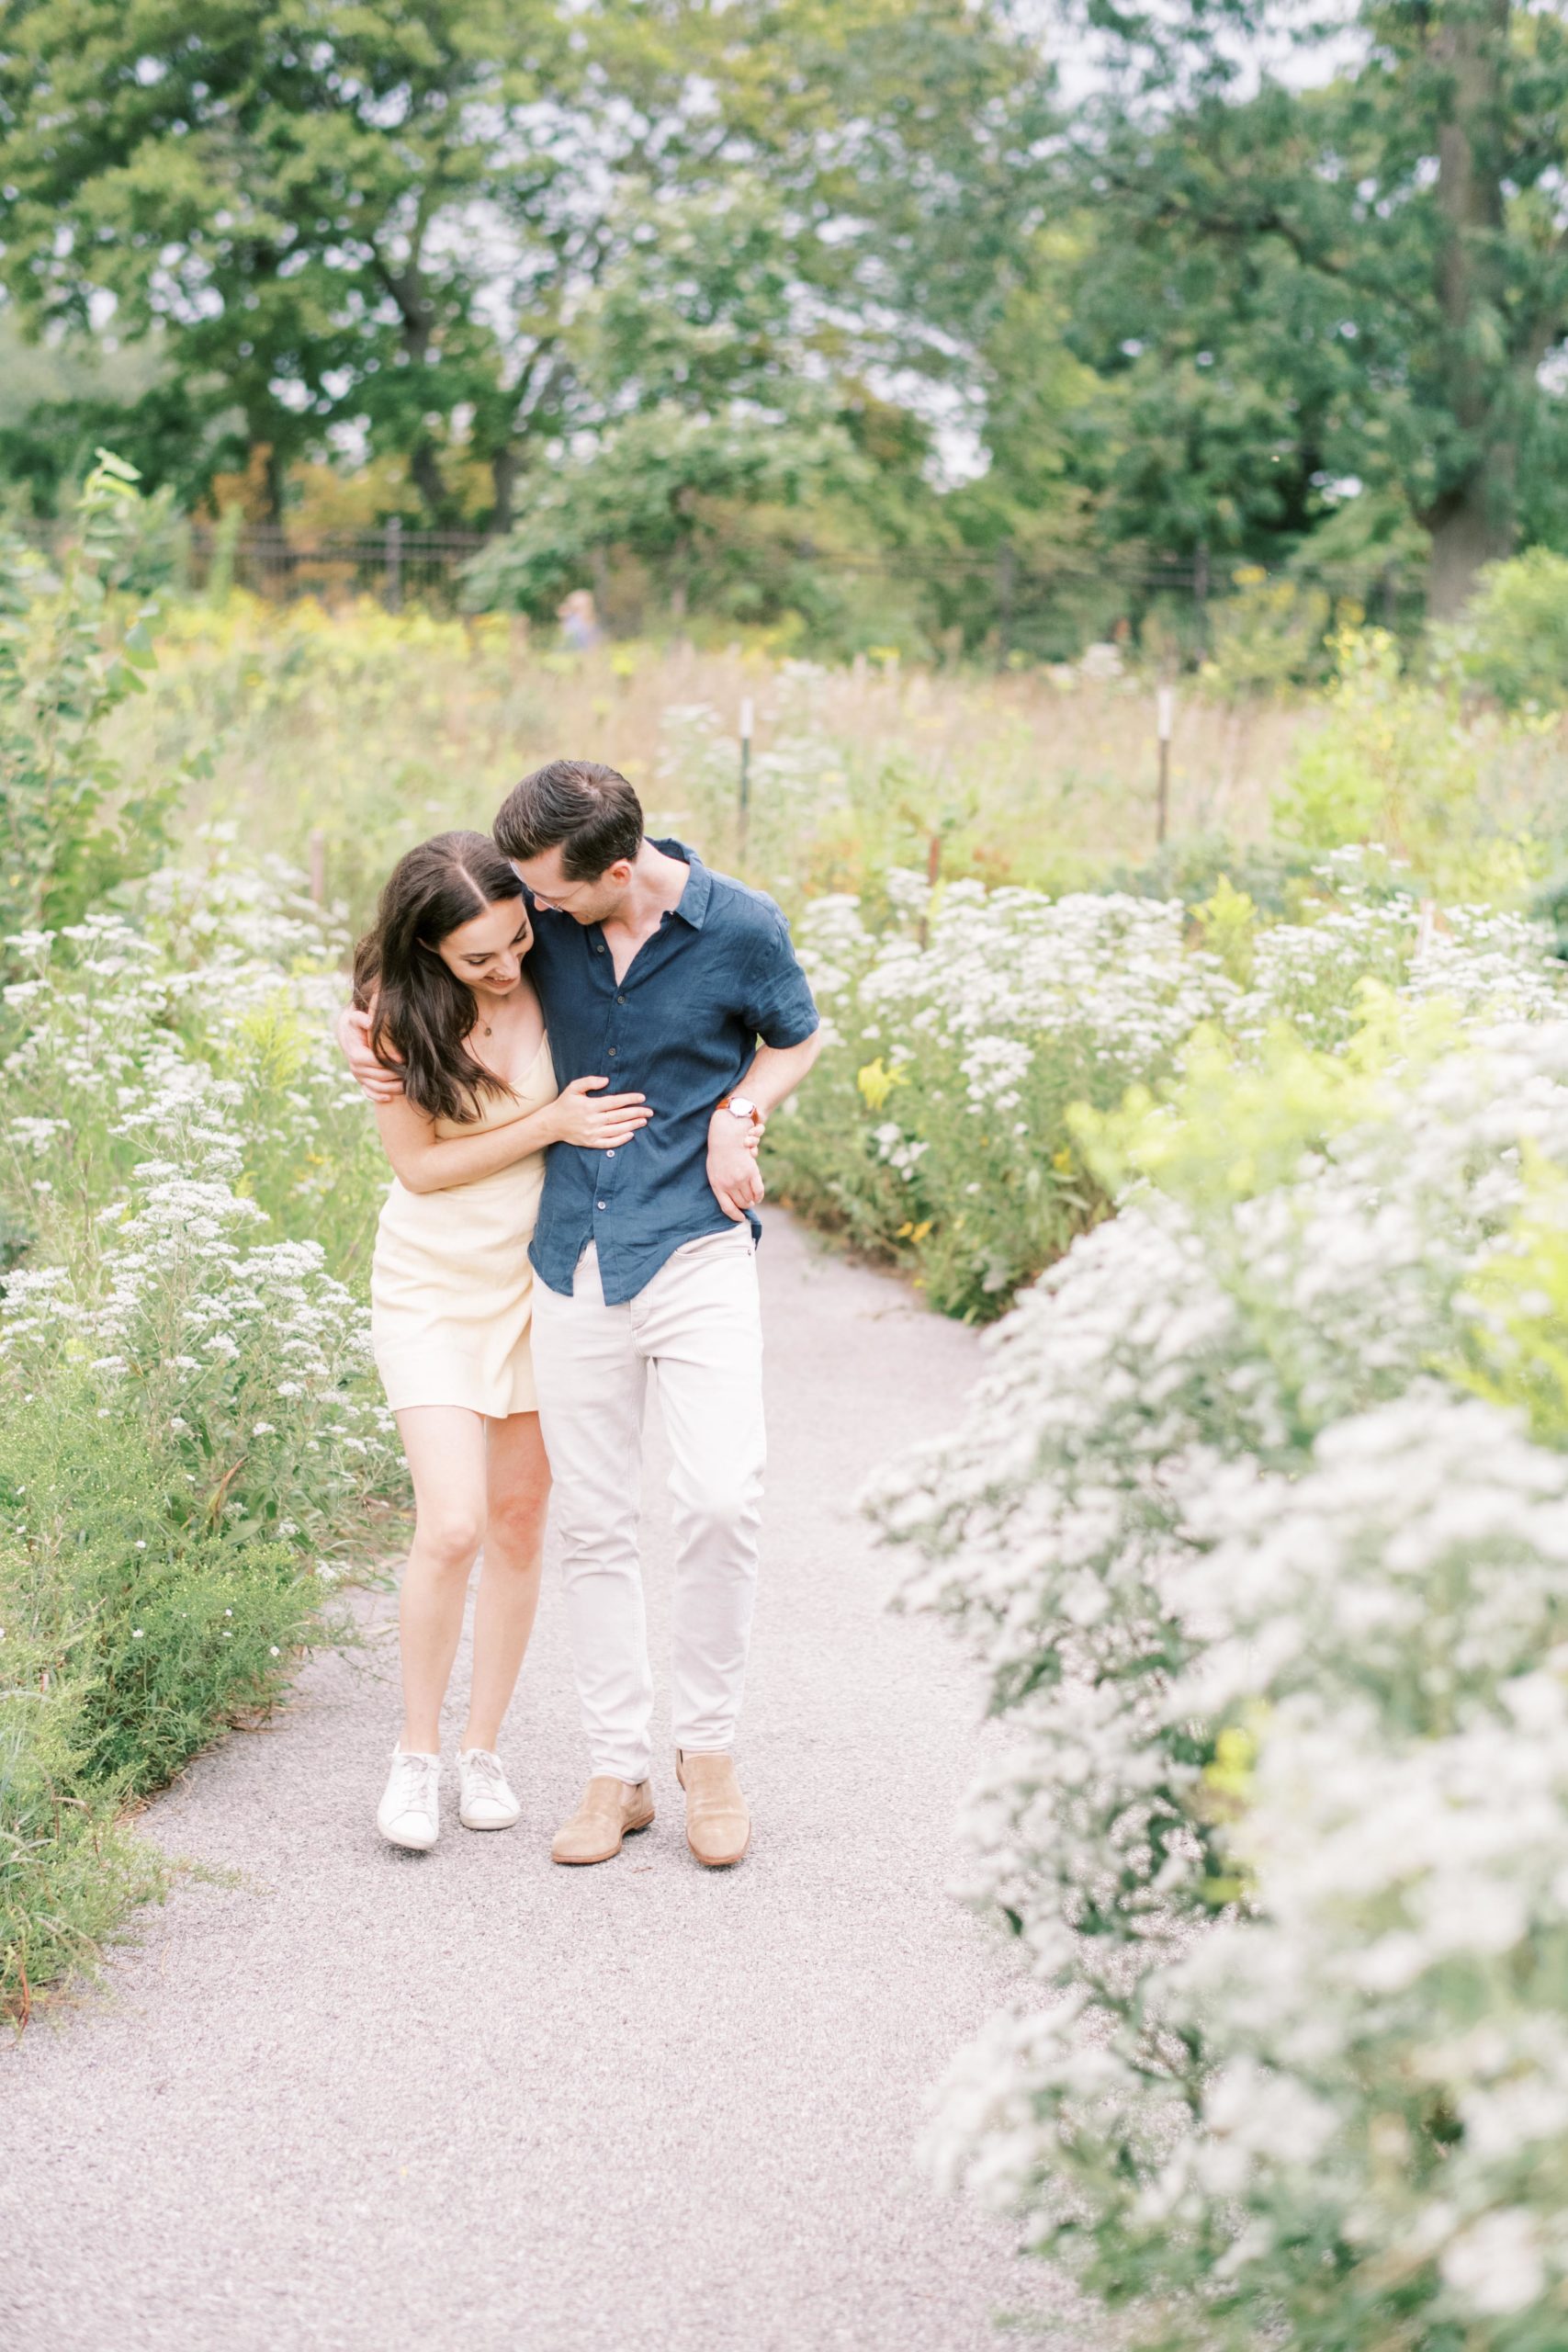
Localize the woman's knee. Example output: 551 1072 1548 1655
414 1509 485 1575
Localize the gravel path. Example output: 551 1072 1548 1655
0 1216 1071 2352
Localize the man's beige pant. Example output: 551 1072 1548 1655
531 1227 765 1784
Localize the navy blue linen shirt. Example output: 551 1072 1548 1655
525 841 819 1304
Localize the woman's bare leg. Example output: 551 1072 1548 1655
393 1406 489 1753
463 1410 551 1753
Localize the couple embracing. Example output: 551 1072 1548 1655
339 760 822 1869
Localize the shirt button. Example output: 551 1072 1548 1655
608 1046 617 1057
615 992 626 1003
596 1200 606 1210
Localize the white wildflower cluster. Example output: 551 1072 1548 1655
1236 850 1562 1046
790 879 1240 1309
141 830 349 973
872 1121 930 1178
790 891 865 1043
843 880 1236 1070
141 834 380 1213
867 1007 1568 2346
0 1262 76 1349
4 913 175 1136
780 848 1564 1320
1407 903 1565 1024
1 852 400 1551
1238 888 1417 1043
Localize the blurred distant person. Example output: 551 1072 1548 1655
558 588 603 652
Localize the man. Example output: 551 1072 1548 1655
341 760 821 1868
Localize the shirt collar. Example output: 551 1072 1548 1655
653 837 712 931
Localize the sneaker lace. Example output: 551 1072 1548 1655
464 1748 505 1792
391 1751 436 1811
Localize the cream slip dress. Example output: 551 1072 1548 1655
370 1033 559 1419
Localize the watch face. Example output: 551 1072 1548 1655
728 1095 757 1118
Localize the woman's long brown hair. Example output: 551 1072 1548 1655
353 831 525 1125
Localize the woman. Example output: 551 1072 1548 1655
355 831 650 1851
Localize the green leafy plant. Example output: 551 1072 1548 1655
1200 566 1334 696
0 450 186 943
0 1619 159 2028
1450 547 1568 709
1450 1149 1568 1451
0 466 402 2020
1273 627 1552 902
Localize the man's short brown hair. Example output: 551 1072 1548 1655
493 759 644 881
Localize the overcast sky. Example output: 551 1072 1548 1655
1043 1 1370 109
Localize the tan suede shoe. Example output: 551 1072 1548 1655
550 1776 655 1866
676 1750 750 1867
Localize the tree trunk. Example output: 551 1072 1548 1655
409 437 447 521
265 447 287 527
490 446 519 534
1426 452 1517 618
1424 0 1514 616
377 254 449 522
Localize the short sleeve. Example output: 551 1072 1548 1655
741 910 820 1046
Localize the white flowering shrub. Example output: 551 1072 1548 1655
0 506 403 2010
770 847 1562 1318
2 871 401 1550
867 985 1568 2349
1 868 401 2010
767 878 1236 1314
3 837 389 1278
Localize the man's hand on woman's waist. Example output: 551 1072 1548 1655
707 1104 766 1223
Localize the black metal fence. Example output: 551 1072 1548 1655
197 519 489 609
16 515 1420 662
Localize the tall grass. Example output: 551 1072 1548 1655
109 596 1316 922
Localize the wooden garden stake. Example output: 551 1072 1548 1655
739 695 754 854
1156 684 1175 846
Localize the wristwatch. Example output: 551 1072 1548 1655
718 1093 761 1126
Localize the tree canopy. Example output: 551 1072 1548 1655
0 2 1050 524
3 1 1568 618
1046 1 1568 613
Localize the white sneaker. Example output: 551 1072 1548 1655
378 1747 441 1850
457 1747 522 1831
